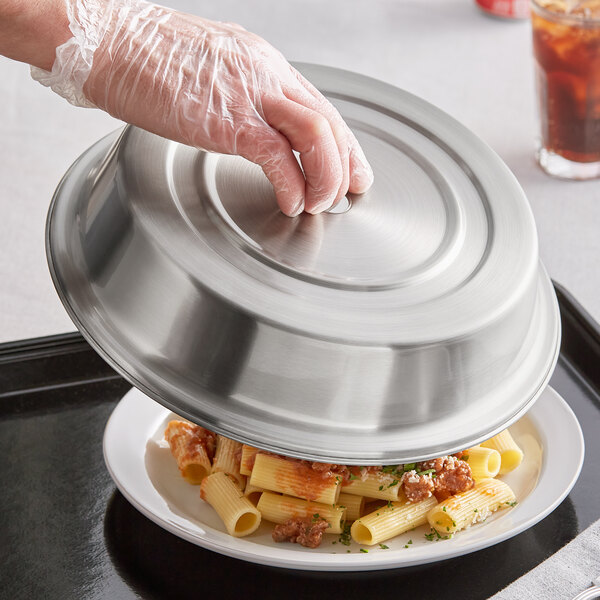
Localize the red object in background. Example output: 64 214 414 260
476 0 530 18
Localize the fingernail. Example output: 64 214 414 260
306 197 334 214
351 149 375 193
289 199 304 217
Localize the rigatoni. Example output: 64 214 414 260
240 445 259 476
427 478 516 535
200 472 261 537
243 483 264 505
481 429 524 474
211 435 245 487
465 446 501 480
164 420 213 484
351 496 438 545
257 491 346 534
342 472 403 501
250 453 341 504
337 493 365 522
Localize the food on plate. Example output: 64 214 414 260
250 453 341 505
164 420 521 549
481 430 524 474
426 479 516 535
211 435 245 487
200 471 261 537
351 495 438 546
257 491 346 534
164 420 215 484
463 446 502 480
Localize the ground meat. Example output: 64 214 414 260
310 462 333 473
432 459 474 501
401 455 474 503
307 462 354 483
419 457 445 472
402 470 435 502
272 518 330 548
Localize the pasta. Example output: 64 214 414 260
337 493 365 522
164 420 214 484
481 430 524 474
427 479 516 535
240 444 259 477
351 496 438 545
249 453 341 505
243 482 264 505
342 472 403 501
163 420 522 549
211 435 245 488
257 491 347 534
464 446 501 480
200 472 261 537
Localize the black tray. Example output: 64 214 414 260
1 283 598 600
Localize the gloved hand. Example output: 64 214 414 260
32 0 374 215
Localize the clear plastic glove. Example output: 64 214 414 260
32 0 374 216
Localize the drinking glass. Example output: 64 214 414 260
532 0 600 179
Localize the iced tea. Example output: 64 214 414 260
532 0 600 178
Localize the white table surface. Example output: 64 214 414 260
1 0 599 343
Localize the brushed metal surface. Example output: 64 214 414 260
46 64 560 463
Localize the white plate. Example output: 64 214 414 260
103 386 584 571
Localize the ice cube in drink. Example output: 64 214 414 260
532 0 600 177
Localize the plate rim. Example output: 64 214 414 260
103 385 584 571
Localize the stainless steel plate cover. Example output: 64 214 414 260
46 64 560 464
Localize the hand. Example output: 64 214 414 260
34 0 374 215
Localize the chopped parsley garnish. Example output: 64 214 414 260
382 465 401 475
407 539 412 544
387 480 399 488
416 468 435 477
403 463 416 472
379 544 389 549
424 528 444 541
442 506 447 512
474 508 478 513
403 544 410 548
312 513 320 521
338 523 352 546
505 501 517 507
378 485 384 491
360 548 368 553
462 454 469 462
349 473 359 481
